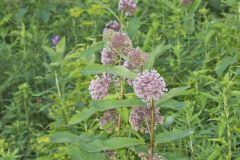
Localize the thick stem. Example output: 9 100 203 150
117 78 124 133
55 71 61 97
149 98 155 160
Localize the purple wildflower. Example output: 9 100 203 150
101 48 117 65
99 109 119 133
105 20 121 32
119 0 137 16
51 35 60 46
89 74 111 100
110 32 132 55
129 106 163 133
128 48 149 69
133 70 167 102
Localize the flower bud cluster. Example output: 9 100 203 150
119 0 137 16
129 106 163 133
89 74 111 100
133 70 167 102
99 109 119 133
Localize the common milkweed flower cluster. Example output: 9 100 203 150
119 0 137 16
87 0 167 159
133 70 167 102
129 106 163 133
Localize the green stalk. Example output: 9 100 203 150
54 70 61 97
149 98 155 160
223 90 231 160
117 78 124 134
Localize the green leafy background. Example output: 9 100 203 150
0 0 239 160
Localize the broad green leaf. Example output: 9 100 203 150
155 129 194 144
69 98 145 125
81 64 137 79
80 41 105 63
67 146 107 160
49 132 144 153
146 43 171 70
68 107 96 125
56 37 66 56
215 56 237 77
50 132 79 144
160 99 186 110
157 86 193 104
85 137 145 152
126 17 142 39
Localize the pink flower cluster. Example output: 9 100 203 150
89 74 111 100
133 70 167 102
101 48 116 65
110 32 133 56
127 48 149 69
119 0 137 16
99 109 119 133
129 106 163 133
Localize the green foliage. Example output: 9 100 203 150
0 0 240 159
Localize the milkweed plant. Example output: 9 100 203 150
45 0 194 160
88 0 167 159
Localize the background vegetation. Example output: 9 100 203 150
0 0 239 159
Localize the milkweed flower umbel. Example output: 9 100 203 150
110 32 132 55
129 106 163 133
89 74 111 100
119 0 137 16
128 48 149 69
101 48 116 65
133 70 167 102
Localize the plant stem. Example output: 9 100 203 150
149 98 155 160
55 70 61 97
223 89 231 160
117 78 124 134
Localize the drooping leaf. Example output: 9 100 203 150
81 63 137 79
67 146 107 160
160 99 186 110
49 132 144 153
157 86 193 104
68 107 96 125
155 129 194 144
50 132 80 144
84 137 145 152
69 98 145 125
